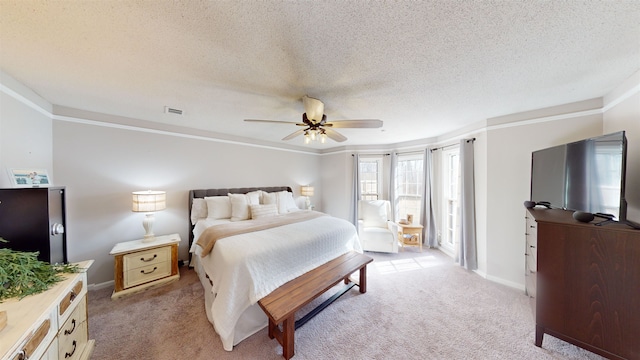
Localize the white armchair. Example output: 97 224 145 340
357 200 398 253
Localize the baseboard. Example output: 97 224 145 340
89 280 114 291
485 274 525 292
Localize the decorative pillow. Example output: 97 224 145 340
250 204 279 219
282 191 300 212
263 191 299 214
361 200 389 228
190 198 208 225
262 192 277 206
228 193 251 221
204 196 231 220
246 190 262 205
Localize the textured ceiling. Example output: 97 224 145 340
1 1 639 150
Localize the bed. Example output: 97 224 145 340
188 186 362 351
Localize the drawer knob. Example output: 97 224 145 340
141 254 158 262
141 267 158 274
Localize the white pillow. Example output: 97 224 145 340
228 193 251 221
190 198 208 225
246 190 262 205
282 191 300 212
205 196 232 220
262 192 277 206
361 200 389 228
264 191 299 214
250 204 279 219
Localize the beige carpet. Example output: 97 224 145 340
88 249 606 359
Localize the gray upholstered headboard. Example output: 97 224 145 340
188 186 293 248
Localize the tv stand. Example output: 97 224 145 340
528 208 640 359
594 217 640 230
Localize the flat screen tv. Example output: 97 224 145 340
530 131 629 222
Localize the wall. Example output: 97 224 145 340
53 118 321 284
0 71 53 187
603 69 640 223
483 103 603 288
319 152 352 220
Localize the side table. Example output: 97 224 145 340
396 223 424 252
110 233 181 299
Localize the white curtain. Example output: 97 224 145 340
389 152 398 221
350 153 361 226
457 139 477 270
421 148 438 247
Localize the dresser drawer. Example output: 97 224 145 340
9 311 57 360
123 246 170 271
124 261 171 289
59 297 87 340
57 319 87 360
58 280 85 324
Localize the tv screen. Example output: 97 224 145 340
530 131 627 221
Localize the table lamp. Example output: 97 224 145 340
300 185 314 210
132 190 166 242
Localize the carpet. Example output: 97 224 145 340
88 249 606 359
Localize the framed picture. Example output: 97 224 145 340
8 168 52 187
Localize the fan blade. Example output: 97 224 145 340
302 95 324 123
325 119 383 128
324 128 347 142
244 119 299 124
282 129 305 141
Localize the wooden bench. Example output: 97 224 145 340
258 251 373 359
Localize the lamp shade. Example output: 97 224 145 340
132 190 166 212
300 186 314 197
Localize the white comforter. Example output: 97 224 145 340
190 213 362 351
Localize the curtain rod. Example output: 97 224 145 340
394 150 424 156
430 137 476 152
351 153 390 156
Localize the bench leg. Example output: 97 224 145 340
359 265 367 293
282 315 295 360
267 318 276 339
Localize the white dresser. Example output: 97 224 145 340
0 260 94 360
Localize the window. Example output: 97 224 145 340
359 157 383 200
394 154 424 222
440 147 460 253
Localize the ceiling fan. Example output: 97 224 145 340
244 96 383 143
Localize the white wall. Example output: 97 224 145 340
483 106 603 288
319 152 352 220
603 69 640 223
0 71 53 187
53 119 321 284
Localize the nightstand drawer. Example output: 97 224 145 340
124 261 171 288
123 246 170 271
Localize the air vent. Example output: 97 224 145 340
164 106 183 115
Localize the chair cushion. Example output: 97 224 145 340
360 200 389 228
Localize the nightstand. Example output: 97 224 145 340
396 223 424 252
110 233 181 299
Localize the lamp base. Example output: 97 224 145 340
141 213 156 242
142 234 156 243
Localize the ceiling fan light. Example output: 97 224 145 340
304 131 310 144
321 133 327 143
310 130 317 141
